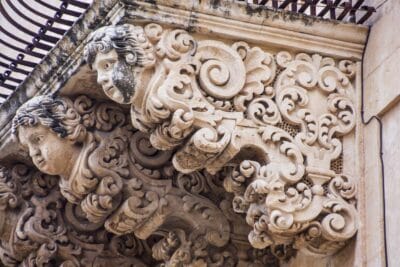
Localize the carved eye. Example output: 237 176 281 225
103 60 115 71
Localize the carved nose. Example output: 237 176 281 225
97 73 109 86
29 146 40 157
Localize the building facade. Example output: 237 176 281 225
0 0 396 266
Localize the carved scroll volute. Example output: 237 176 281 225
0 166 20 246
81 23 360 260
216 50 358 256
10 94 238 266
220 51 358 256
223 160 358 257
0 165 76 266
196 40 246 100
0 164 154 267
275 53 356 173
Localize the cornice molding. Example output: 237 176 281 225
124 0 367 59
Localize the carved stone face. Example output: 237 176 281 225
92 49 136 104
18 125 79 177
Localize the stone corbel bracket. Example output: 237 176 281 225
0 0 368 263
82 15 362 258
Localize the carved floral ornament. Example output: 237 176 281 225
2 22 359 266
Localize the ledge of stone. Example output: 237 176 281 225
124 0 368 58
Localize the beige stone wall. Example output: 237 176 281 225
363 0 400 266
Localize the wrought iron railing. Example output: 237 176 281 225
240 0 375 24
0 0 91 104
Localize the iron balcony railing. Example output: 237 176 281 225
0 0 91 104
241 0 375 24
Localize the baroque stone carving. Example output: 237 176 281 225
0 164 150 266
10 95 281 266
82 23 359 257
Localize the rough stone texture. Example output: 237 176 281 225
0 0 372 266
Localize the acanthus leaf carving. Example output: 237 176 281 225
11 94 268 266
3 21 361 265
86 22 360 259
232 41 277 112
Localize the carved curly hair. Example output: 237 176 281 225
12 95 86 144
84 24 155 69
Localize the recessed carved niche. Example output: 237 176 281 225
0 1 365 266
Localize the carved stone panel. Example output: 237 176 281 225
6 95 281 266
1 4 363 266
85 23 359 256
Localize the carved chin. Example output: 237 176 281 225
34 160 49 173
35 162 59 176
104 86 125 104
37 166 54 175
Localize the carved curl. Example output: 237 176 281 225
79 23 361 259
12 95 86 144
84 24 155 69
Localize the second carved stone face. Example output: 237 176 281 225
18 125 80 177
92 49 136 104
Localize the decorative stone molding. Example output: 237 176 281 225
3 21 359 265
9 95 283 266
0 1 367 266
82 23 359 257
0 164 151 266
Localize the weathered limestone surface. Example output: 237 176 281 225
362 120 385 267
0 0 371 266
381 104 400 267
363 0 400 266
364 0 400 118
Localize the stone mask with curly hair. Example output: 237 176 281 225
84 24 156 104
12 95 84 177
